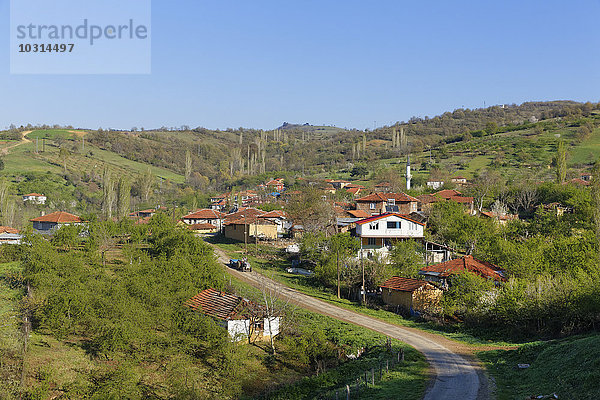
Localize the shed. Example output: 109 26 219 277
379 276 442 314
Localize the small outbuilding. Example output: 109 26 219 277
379 276 442 314
184 288 280 342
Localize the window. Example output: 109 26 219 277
387 221 398 229
369 222 379 230
387 199 395 206
369 202 376 210
367 238 377 246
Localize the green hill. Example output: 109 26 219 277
480 335 600 399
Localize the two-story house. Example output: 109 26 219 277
182 209 225 231
354 213 425 259
22 193 47 205
355 193 419 216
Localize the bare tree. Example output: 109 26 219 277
185 150 192 182
255 274 295 355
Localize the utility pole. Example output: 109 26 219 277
360 242 365 304
244 213 248 255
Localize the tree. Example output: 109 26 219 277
59 147 70 173
51 225 82 250
287 187 336 234
328 233 360 298
185 150 192 182
255 274 295 355
102 167 116 219
117 178 131 218
139 167 155 202
555 141 567 184
389 240 424 278
469 170 503 212
592 160 600 259
350 165 369 178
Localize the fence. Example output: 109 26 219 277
321 348 405 400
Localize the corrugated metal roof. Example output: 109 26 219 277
184 288 263 320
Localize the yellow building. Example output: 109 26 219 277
224 216 278 242
380 276 442 314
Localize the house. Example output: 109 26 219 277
224 215 278 242
258 210 292 236
543 202 573 217
182 209 225 230
424 241 453 264
419 255 506 288
0 226 22 245
22 193 46 205
355 213 425 259
325 179 351 189
380 276 442 314
128 208 158 219
355 193 419 216
265 178 285 193
184 223 219 234
451 176 468 185
479 211 518 226
564 178 590 186
416 194 444 212
30 211 82 234
184 288 280 341
434 190 475 214
426 180 444 190
581 173 593 182
346 186 363 197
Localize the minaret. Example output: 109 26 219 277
406 155 412 190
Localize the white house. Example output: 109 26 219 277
426 180 444 190
181 209 225 231
184 288 280 342
22 193 46 205
354 213 425 260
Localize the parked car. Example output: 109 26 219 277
229 258 252 272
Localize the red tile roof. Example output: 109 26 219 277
23 193 44 197
347 209 370 218
448 195 474 204
420 255 506 282
434 189 463 199
183 209 224 219
184 288 262 320
187 223 217 230
374 182 391 187
416 194 444 204
380 276 434 292
564 178 590 186
356 192 419 203
224 208 266 222
0 226 19 234
30 211 81 224
259 210 288 219
355 213 426 226
346 187 362 195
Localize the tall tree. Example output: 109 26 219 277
328 233 360 298
102 167 116 219
117 177 131 218
185 149 192 182
139 167 154 202
592 160 600 259
555 140 567 183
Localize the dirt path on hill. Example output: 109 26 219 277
210 245 490 400
2 130 32 155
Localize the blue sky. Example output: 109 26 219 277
1 0 599 130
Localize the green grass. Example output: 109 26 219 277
568 127 600 165
479 335 600 400
27 129 75 140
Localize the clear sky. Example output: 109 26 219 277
1 0 599 130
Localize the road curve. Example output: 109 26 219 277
212 246 483 400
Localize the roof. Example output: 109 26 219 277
224 207 266 222
354 212 426 226
347 209 370 218
0 226 19 234
225 216 276 225
345 183 365 189
346 187 362 195
187 223 217 230
380 276 435 292
23 193 45 197
184 288 262 320
356 192 419 203
480 211 517 221
266 179 284 186
259 210 288 219
416 194 444 204
374 182 391 187
448 195 474 204
565 178 590 186
452 176 466 180
183 209 224 219
419 255 506 282
434 189 463 199
30 211 82 224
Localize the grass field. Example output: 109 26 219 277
479 335 600 399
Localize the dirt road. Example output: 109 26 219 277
212 246 487 400
1 130 32 155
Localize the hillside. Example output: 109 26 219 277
1 100 599 226
480 335 600 399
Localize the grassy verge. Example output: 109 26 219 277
479 335 600 399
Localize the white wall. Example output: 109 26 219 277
356 215 423 238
